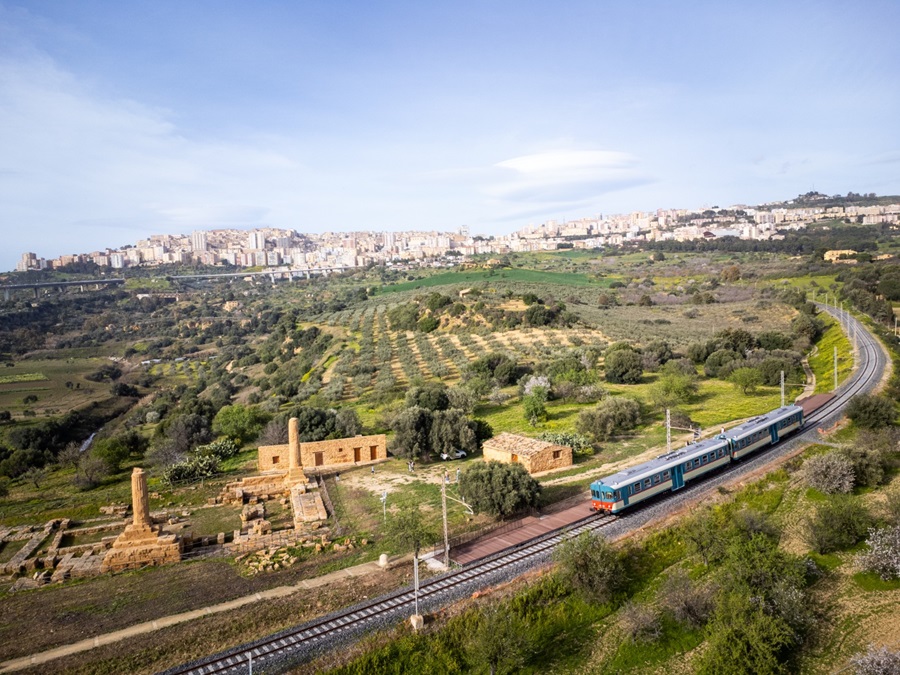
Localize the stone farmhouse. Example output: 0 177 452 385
481 432 573 474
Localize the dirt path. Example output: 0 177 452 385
0 554 418 674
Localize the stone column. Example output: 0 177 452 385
131 468 151 528
289 417 300 470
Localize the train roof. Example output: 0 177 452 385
592 404 804 491
727 405 803 439
594 435 731 490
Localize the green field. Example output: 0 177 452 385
375 267 608 294
808 316 854 393
0 373 48 385
0 358 121 416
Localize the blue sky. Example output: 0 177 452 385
1 1 899 272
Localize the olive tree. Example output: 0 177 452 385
577 397 642 443
459 461 541 518
803 495 871 554
604 349 643 384
846 394 896 429
554 530 625 604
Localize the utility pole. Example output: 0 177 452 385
834 345 838 391
413 550 420 617
666 408 671 454
780 370 785 408
441 475 449 568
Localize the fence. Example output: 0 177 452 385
431 488 590 557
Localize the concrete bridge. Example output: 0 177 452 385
0 266 353 301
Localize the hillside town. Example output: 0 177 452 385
15 194 900 274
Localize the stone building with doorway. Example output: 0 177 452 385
258 433 387 473
481 432 572 474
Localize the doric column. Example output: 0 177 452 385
289 417 300 470
131 467 151 527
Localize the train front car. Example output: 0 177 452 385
590 480 619 512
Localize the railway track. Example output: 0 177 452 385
163 304 889 675
163 514 618 674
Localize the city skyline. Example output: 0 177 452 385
2 1 899 273
15 196 900 274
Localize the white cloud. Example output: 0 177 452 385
485 149 652 205
0 53 316 268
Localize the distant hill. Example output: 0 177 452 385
772 191 900 209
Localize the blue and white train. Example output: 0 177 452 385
590 404 804 513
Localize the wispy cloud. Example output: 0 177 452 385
485 150 653 205
0 53 314 263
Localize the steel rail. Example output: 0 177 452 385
162 515 618 674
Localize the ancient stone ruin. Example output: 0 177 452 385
100 468 182 573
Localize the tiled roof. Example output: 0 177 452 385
483 432 567 457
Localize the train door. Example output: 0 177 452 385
671 464 685 490
769 422 779 444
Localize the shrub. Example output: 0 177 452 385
851 644 900 675
404 382 450 412
658 568 715 627
704 349 740 378
604 349 643 384
697 590 796 675
648 373 698 409
619 601 661 643
73 455 109 490
163 455 220 484
212 405 270 445
841 435 892 488
522 393 548 426
846 394 896 429
855 526 900 580
577 397 642 442
803 495 871 554
429 409 478 458
554 531 625 604
802 452 855 494
728 367 764 395
458 461 540 518
537 431 593 455
194 438 240 460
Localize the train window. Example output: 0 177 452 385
643 478 652 488
634 482 641 493
662 470 670 479
653 474 660 484
702 455 708 464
